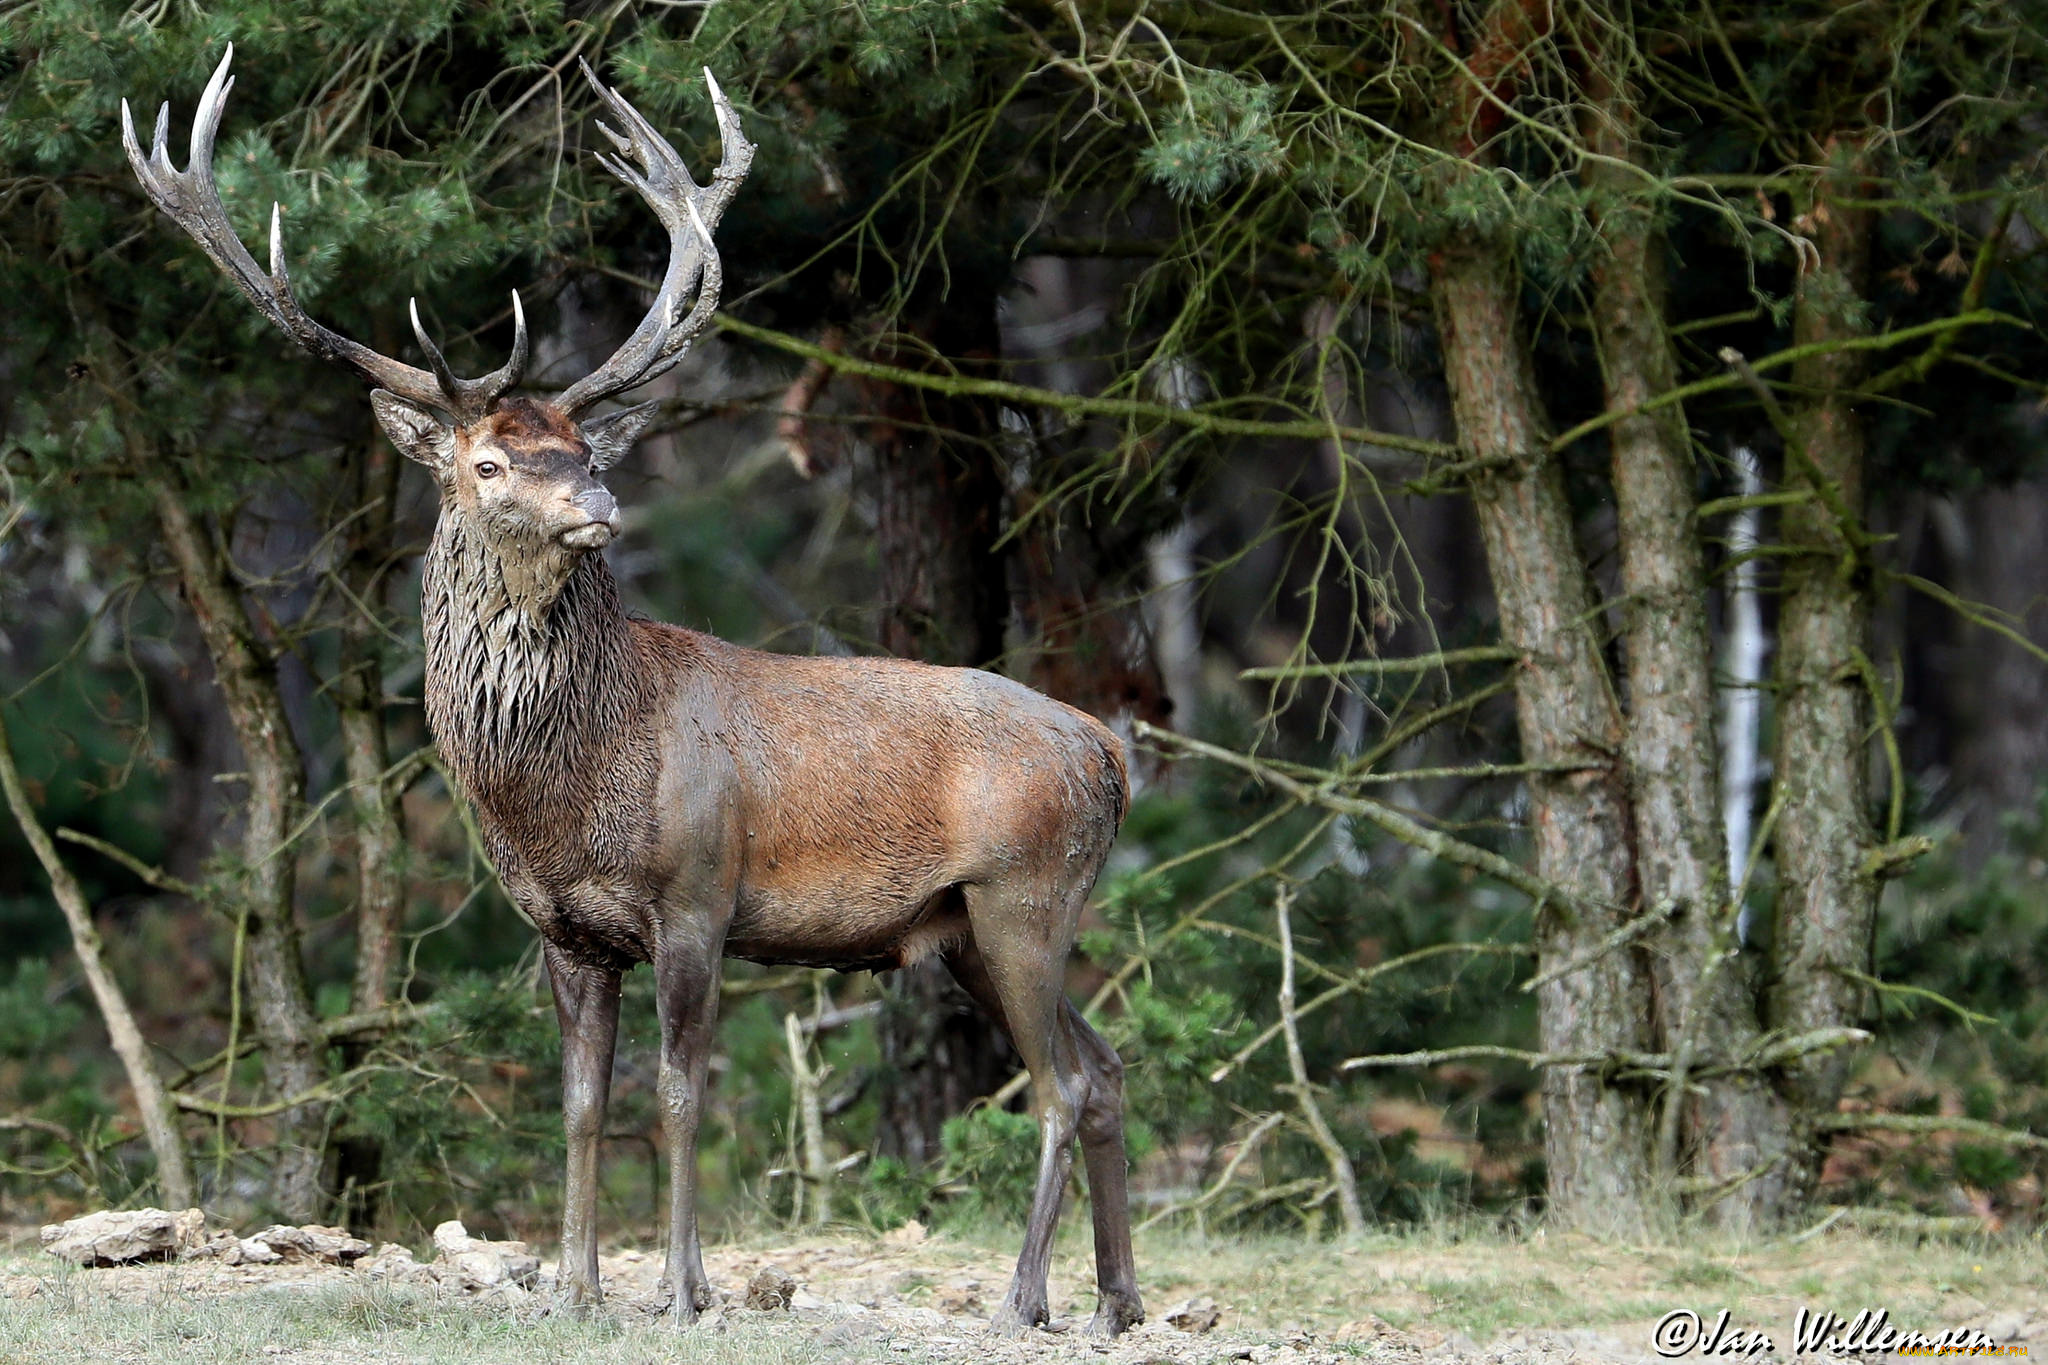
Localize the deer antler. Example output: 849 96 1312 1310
121 45 527 424
554 59 754 418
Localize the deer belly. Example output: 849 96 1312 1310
725 881 966 973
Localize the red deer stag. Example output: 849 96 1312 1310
124 49 1142 1337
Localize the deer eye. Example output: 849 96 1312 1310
474 461 501 479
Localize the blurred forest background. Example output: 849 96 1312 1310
3 0 2048 1252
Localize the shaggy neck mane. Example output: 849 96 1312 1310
421 511 643 804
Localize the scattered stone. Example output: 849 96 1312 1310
1981 1312 2030 1344
746 1265 798 1311
247 1224 371 1265
232 1238 283 1265
430 1219 539 1292
933 1275 982 1313
358 1243 435 1284
40 1208 206 1266
1332 1315 1397 1344
180 1230 241 1261
881 1219 927 1247
1164 1295 1222 1334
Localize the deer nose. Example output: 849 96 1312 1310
571 486 620 531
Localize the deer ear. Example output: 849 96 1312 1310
581 400 660 472
370 390 455 471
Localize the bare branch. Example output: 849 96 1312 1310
1813 1112 2048 1151
713 313 1461 458
1240 645 1519 682
56 828 202 899
1134 722 1595 917
1274 886 1365 1239
0 712 194 1206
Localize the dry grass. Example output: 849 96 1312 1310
1 1219 2043 1364
1135 1220 2044 1336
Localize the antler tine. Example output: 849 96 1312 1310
411 299 465 400
410 291 531 416
555 61 755 417
123 46 525 423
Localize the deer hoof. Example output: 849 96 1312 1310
990 1302 1048 1338
540 1280 601 1320
1085 1294 1144 1339
653 1277 714 1328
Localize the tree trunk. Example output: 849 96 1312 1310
1425 12 1657 1229
1430 237 1657 1231
1945 482 2048 862
1003 257 1172 742
1013 493 1171 741
338 436 407 1014
1769 142 1879 1203
1584 75 1792 1226
867 302 1009 670
148 470 327 1220
862 293 1018 1165
0 709 196 1209
331 433 408 1229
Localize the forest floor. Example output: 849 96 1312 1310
1 1218 2043 1364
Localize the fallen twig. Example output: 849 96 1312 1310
1274 886 1364 1239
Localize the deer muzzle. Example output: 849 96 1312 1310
560 487 621 551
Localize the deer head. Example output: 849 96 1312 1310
123 47 753 570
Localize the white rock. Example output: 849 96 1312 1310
233 1237 283 1265
881 1219 928 1246
248 1223 372 1265
358 1243 434 1283
180 1230 241 1262
430 1218 539 1291
40 1208 206 1265
1165 1295 1222 1334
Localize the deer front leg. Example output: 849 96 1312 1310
652 920 725 1326
544 941 622 1314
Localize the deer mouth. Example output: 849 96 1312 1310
559 520 617 551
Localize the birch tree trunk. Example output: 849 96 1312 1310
1430 237 1657 1228
1770 141 1880 1203
1584 78 1792 1226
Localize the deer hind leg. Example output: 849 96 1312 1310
1063 997 1143 1336
651 927 725 1326
949 882 1096 1336
544 942 621 1314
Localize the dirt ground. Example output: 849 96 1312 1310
3 1220 2045 1364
